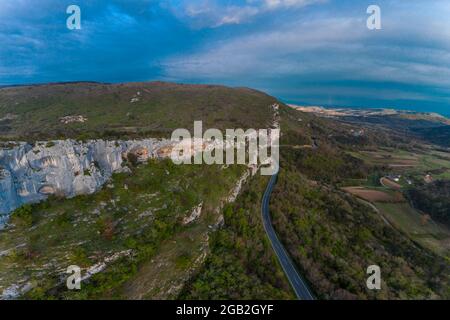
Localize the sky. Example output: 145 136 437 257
1 0 450 115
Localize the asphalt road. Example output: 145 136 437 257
261 172 315 300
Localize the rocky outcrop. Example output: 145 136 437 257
0 139 174 225
0 169 16 226
59 115 87 124
0 120 271 226
227 170 251 203
183 202 203 225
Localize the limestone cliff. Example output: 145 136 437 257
0 139 173 224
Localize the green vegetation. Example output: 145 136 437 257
179 175 293 300
10 204 34 227
0 82 276 141
283 146 368 184
270 157 449 299
405 180 450 228
375 202 450 259
2 83 449 300
330 109 450 148
348 145 450 182
415 125 450 147
265 112 450 299
0 81 284 299
345 144 450 259
0 159 245 299
182 105 450 300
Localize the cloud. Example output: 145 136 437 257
161 2 450 88
264 0 324 9
0 65 36 78
214 0 326 26
167 0 325 28
159 0 450 110
1 0 450 113
161 17 366 77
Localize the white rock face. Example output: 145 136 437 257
0 139 173 224
0 169 16 226
227 170 251 203
183 202 203 225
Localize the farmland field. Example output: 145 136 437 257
375 202 450 259
380 178 402 190
349 147 450 181
342 187 403 203
342 144 450 259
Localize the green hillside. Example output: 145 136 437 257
0 82 277 141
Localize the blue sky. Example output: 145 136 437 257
1 0 450 115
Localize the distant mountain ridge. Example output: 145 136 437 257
0 81 106 89
290 105 450 125
291 104 450 148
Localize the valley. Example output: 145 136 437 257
0 82 449 300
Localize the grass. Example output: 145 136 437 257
349 148 420 168
269 163 450 299
375 202 450 259
0 80 282 299
342 187 403 203
349 146 450 182
343 144 450 260
0 82 276 141
0 158 246 299
119 221 211 299
179 174 294 300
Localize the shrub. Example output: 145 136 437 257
11 204 34 227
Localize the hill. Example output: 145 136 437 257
413 125 450 147
0 82 277 141
1 82 449 300
406 180 450 228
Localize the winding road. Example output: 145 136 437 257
261 172 315 300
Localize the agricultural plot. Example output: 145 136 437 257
343 185 450 259
375 202 450 259
343 178 450 259
350 147 450 181
342 187 403 203
380 177 402 190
